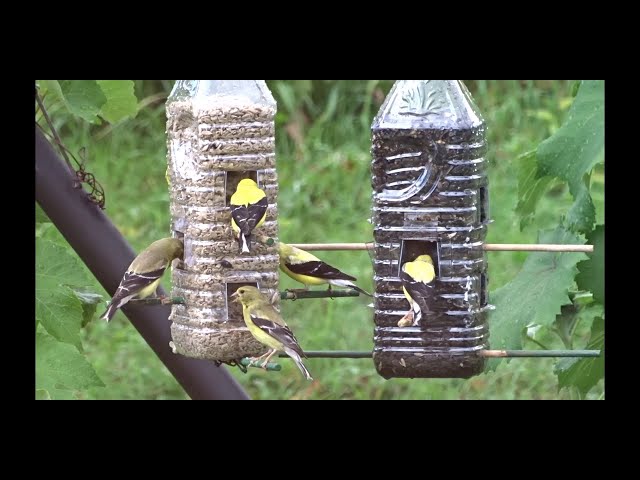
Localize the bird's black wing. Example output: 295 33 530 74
285 260 357 281
399 269 434 315
112 267 166 301
231 197 268 235
251 314 305 358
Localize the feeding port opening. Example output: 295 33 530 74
398 240 440 277
226 282 259 321
225 171 258 205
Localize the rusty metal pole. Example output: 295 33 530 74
35 128 250 400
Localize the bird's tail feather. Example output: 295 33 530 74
329 279 373 297
412 302 423 324
284 347 313 381
240 233 250 254
100 303 118 322
100 294 134 322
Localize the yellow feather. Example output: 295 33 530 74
229 179 267 236
137 278 162 299
404 258 436 284
402 256 435 305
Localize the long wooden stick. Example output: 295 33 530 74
289 243 594 253
276 350 600 359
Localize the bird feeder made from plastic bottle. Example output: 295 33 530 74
165 80 279 362
371 80 490 379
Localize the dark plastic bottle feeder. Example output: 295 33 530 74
165 80 279 362
371 80 490 379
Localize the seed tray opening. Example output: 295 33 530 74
226 282 258 322
225 171 258 205
398 240 440 277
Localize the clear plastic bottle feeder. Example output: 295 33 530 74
371 80 490 379
166 80 279 362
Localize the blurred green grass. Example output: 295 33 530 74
49 80 603 400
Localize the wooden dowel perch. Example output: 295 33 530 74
289 243 594 253
278 350 601 359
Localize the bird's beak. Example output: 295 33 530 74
230 291 239 303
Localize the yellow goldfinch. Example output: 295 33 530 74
278 243 372 297
399 254 436 326
230 179 268 254
100 237 184 322
231 286 313 380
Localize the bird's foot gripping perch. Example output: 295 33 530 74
158 295 173 305
284 288 309 301
240 354 282 372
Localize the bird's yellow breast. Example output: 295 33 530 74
242 305 281 350
137 278 161 299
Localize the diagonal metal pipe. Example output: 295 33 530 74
35 128 250 400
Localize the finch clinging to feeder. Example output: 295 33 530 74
399 254 436 326
230 179 268 254
278 242 372 297
100 237 184 322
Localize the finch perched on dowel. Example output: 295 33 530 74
278 242 372 297
231 286 312 380
100 237 184 322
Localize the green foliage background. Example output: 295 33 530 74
35 80 604 400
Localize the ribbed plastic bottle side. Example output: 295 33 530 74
371 123 490 379
166 89 278 362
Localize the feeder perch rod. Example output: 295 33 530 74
277 350 601 359
289 243 594 253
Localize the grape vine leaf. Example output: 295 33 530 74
487 227 587 371
58 80 107 123
515 150 554 230
36 238 91 349
565 176 596 233
537 80 604 234
68 287 104 327
555 315 604 396
36 389 52 400
576 225 605 304
36 330 104 400
97 80 138 123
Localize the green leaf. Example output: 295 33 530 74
555 316 604 397
36 238 92 349
571 80 582 98
515 150 554 230
37 80 63 100
36 331 104 400
487 227 587 370
576 225 605 304
35 389 52 400
565 176 596 233
537 80 604 233
97 80 138 123
68 287 104 327
56 80 107 123
36 203 50 224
